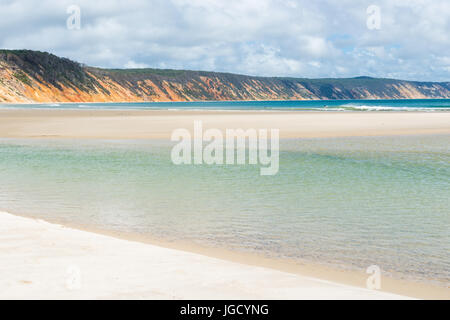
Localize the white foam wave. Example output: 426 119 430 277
336 105 450 112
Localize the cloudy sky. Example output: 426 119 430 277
0 0 449 81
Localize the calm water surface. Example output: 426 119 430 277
0 134 449 286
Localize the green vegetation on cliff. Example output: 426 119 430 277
0 50 105 93
0 49 449 102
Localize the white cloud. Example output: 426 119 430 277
124 60 150 69
0 0 448 81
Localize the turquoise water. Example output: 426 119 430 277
0 135 449 286
1 99 450 111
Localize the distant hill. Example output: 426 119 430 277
0 50 449 103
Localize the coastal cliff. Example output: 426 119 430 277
1 50 449 103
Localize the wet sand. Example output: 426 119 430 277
0 109 449 139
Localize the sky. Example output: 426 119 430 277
0 0 449 81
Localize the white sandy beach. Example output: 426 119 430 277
0 110 449 139
0 211 412 300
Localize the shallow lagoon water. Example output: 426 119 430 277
0 135 449 287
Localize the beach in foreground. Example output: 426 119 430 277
0 211 411 300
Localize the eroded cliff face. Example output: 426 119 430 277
1 50 449 103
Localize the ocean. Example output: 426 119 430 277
1 98 450 111
0 132 449 287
